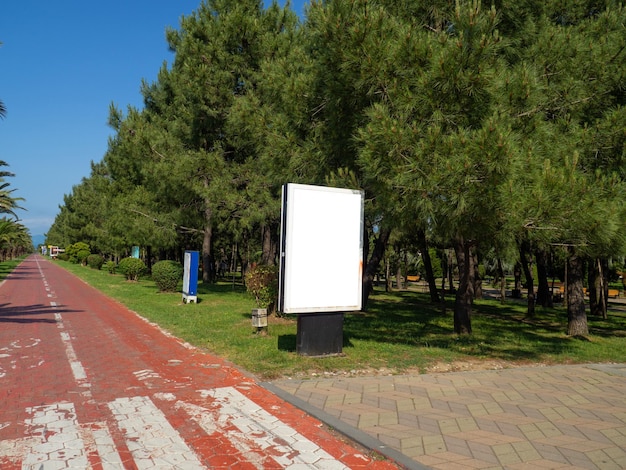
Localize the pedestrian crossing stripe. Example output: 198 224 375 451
201 387 349 469
22 402 90 469
0 388 352 469
109 396 205 469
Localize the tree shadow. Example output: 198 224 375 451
0 303 82 324
339 288 611 362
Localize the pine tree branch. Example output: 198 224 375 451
129 208 204 234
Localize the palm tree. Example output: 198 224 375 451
0 99 5 119
0 218 32 260
0 183 23 218
0 162 23 218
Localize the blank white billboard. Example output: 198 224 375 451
278 183 364 314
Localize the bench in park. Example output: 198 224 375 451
548 285 616 300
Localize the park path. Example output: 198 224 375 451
0 255 397 469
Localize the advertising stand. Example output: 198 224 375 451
278 184 364 356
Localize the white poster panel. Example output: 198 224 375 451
279 183 364 313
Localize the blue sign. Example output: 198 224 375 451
182 251 199 303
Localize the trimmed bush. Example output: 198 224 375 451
245 264 278 310
151 260 183 292
77 250 91 265
118 257 147 281
86 254 105 270
66 242 90 264
104 261 117 274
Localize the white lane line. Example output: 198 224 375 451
108 396 205 470
22 402 90 469
54 310 88 384
199 387 351 469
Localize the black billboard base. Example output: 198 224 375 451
296 312 344 357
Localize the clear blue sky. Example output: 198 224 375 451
0 0 306 240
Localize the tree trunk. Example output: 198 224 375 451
512 262 522 298
395 245 403 290
588 258 608 319
362 227 391 309
453 236 473 335
446 250 455 293
535 248 552 307
385 255 391 292
202 204 213 284
472 247 482 299
417 229 440 303
519 241 535 317
261 223 277 266
567 248 589 336
497 258 506 303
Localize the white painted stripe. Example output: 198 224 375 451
53 308 89 386
108 396 204 469
177 400 267 469
90 424 125 470
199 387 350 469
22 402 90 469
58 329 87 382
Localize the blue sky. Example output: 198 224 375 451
0 0 306 240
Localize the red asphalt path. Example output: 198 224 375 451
0 255 397 469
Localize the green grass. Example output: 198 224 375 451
57 260 626 379
0 257 27 282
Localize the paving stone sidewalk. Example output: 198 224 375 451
267 363 626 469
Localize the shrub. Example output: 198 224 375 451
245 264 278 311
77 250 91 265
86 254 105 270
151 260 183 292
118 257 147 281
104 261 117 274
57 253 69 261
66 242 90 264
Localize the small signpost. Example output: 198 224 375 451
182 250 199 303
278 183 364 356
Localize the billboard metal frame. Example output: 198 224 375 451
278 183 364 314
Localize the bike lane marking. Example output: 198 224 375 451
108 395 205 469
2 256 396 469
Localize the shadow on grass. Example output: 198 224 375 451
278 334 296 352
341 288 618 362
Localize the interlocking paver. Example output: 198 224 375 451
271 359 626 469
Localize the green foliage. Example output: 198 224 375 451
65 242 91 264
151 260 183 292
86 254 104 270
118 257 147 281
104 260 117 274
245 265 278 309
57 253 70 262
77 249 91 265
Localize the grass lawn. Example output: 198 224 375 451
0 257 26 282
56 260 626 380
